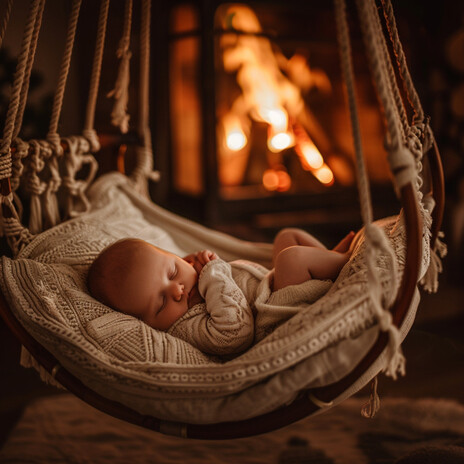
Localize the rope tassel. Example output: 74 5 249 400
420 232 447 293
107 49 131 133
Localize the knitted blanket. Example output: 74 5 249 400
0 172 429 424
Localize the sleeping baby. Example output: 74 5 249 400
87 229 354 356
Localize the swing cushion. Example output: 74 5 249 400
0 173 429 424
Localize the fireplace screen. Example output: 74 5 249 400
162 1 393 222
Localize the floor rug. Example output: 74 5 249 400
1 393 463 463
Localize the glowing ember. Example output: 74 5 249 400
262 167 291 192
298 141 324 170
258 107 287 131
314 164 334 186
268 131 294 152
226 129 247 151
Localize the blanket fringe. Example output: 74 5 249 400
420 232 447 294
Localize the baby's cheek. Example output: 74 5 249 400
188 286 204 308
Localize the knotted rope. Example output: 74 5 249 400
62 136 98 218
335 0 403 391
0 0 13 49
23 140 46 234
381 0 424 125
0 0 44 252
357 0 417 194
0 0 42 176
381 0 447 292
14 0 46 140
107 0 132 134
131 0 160 194
47 0 81 156
83 0 110 153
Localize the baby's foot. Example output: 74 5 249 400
333 231 355 253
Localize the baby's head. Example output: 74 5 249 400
88 239 198 330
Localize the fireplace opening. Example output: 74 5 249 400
152 1 400 234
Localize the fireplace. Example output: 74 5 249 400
151 1 399 231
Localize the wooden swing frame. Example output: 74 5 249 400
0 0 445 439
0 142 444 439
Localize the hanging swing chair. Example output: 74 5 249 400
0 0 446 439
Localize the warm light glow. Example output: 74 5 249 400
314 164 334 185
218 4 335 189
262 168 291 192
268 132 293 152
299 142 323 169
262 169 279 191
258 107 287 131
226 129 247 151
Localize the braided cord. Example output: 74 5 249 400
138 0 150 140
371 0 408 140
334 0 373 227
107 0 133 133
357 0 403 150
47 0 82 153
83 0 110 152
381 0 424 123
335 0 403 380
0 0 13 48
14 0 46 139
120 0 133 55
132 0 157 188
0 0 42 169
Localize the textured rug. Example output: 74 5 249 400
1 393 463 464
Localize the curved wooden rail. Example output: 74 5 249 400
0 180 422 440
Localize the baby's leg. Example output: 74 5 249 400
273 246 350 291
273 228 326 265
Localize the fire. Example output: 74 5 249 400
268 130 294 152
226 129 247 151
314 165 334 185
218 4 335 187
262 167 291 192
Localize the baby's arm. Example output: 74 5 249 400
189 259 254 355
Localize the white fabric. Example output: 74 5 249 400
0 172 429 424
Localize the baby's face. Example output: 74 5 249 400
115 243 199 331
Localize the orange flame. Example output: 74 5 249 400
219 4 334 187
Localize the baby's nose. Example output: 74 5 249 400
172 283 185 302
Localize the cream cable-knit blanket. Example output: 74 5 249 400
0 173 429 424
168 259 332 355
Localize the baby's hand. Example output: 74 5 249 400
192 250 218 274
184 250 219 274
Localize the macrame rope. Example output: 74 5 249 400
335 0 402 384
380 0 447 292
14 0 46 140
381 0 424 124
0 0 13 48
334 0 373 227
371 1 408 141
356 0 416 193
0 0 42 176
107 0 132 134
131 0 160 192
47 0 81 155
83 0 110 153
24 139 46 233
